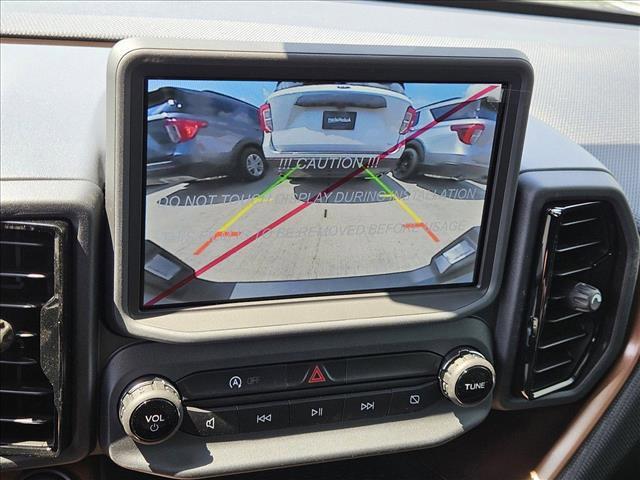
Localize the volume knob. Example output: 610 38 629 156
439 349 495 407
119 377 183 445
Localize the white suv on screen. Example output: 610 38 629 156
259 82 416 177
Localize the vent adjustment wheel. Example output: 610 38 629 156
567 282 603 313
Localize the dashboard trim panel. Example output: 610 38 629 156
105 39 533 343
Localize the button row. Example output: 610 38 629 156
177 352 440 401
182 382 440 437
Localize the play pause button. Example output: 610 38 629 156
291 396 344 426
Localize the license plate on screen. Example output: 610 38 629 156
322 111 356 130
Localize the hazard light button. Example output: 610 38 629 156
286 360 346 389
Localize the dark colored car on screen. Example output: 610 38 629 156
146 87 266 185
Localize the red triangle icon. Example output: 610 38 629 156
307 365 327 384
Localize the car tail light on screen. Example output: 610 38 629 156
399 106 417 134
450 123 485 145
259 103 273 132
164 118 208 143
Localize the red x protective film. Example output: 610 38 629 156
143 80 504 308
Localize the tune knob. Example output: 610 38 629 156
567 282 602 312
119 377 183 445
439 349 495 407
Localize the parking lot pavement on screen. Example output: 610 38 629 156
144 171 485 283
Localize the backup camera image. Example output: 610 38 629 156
142 80 503 308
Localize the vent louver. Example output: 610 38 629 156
0 221 66 454
521 202 617 399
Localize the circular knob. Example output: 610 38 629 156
567 282 602 312
439 349 495 407
119 377 183 445
0 319 15 353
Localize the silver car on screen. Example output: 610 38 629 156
393 85 500 184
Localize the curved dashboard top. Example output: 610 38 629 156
1 1 638 226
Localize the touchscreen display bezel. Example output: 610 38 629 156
108 41 532 339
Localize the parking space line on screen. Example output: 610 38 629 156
363 168 440 243
145 84 499 307
193 167 299 255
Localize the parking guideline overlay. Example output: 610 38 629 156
363 168 440 243
193 167 299 255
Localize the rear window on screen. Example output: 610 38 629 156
141 80 504 308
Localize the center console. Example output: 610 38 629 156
118 348 494 445
98 39 639 478
101 318 494 477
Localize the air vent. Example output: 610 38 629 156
520 202 618 399
0 221 66 454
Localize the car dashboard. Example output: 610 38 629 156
1 2 639 480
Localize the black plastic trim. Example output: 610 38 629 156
493 170 640 410
0 180 103 471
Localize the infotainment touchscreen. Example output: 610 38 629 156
142 80 504 308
